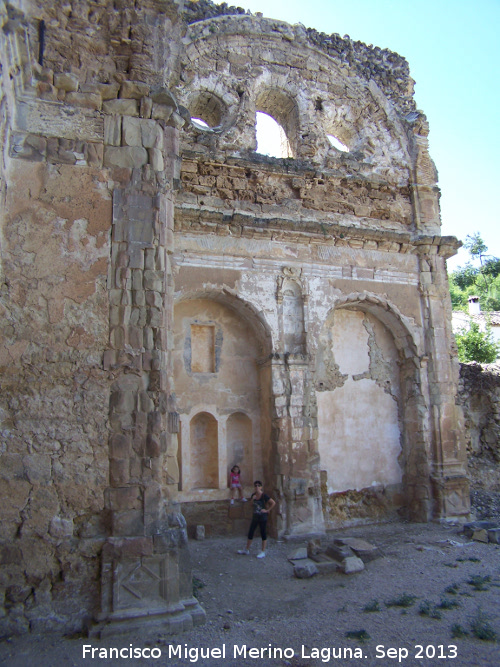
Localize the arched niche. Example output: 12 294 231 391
173 293 272 501
190 412 219 490
280 278 305 355
226 412 253 486
316 309 402 492
315 295 426 522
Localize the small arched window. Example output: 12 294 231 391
255 88 298 158
256 111 293 158
188 91 226 129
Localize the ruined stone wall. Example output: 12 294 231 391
458 362 500 463
0 0 207 637
171 5 468 535
457 363 500 517
0 0 471 638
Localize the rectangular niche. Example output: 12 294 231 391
191 324 215 373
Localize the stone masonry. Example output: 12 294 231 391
0 0 468 636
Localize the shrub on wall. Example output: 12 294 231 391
455 322 500 363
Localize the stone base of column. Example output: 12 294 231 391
90 537 206 638
431 473 470 521
91 598 206 638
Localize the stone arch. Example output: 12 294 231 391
315 293 429 524
173 291 273 505
189 411 219 490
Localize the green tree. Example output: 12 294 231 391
455 322 499 363
449 234 500 311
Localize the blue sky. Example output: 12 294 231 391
238 0 500 270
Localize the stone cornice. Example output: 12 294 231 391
174 203 461 258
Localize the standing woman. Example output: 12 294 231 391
237 481 276 558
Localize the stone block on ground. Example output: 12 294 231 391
195 525 205 541
288 547 308 562
340 555 365 574
472 529 489 543
464 521 498 542
307 538 322 558
487 527 500 544
336 537 381 562
326 542 354 561
293 559 318 579
310 553 340 575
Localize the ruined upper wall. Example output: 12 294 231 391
184 1 415 118
174 2 441 235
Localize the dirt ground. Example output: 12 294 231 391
1 519 499 667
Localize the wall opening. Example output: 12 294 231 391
188 91 226 128
327 134 349 152
190 412 218 489
256 111 292 158
255 88 298 158
191 118 209 130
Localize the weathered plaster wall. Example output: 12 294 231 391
317 310 402 495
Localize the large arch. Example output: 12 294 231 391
315 292 430 525
172 292 273 520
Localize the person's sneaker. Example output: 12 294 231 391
237 549 249 555
230 499 234 505
257 551 266 559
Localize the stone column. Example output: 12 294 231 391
399 355 433 522
95 119 205 636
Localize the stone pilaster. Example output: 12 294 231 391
94 117 205 635
416 244 470 521
271 354 324 537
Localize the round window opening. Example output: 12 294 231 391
188 92 226 129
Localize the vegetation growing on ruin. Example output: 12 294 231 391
455 322 500 363
449 233 500 311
